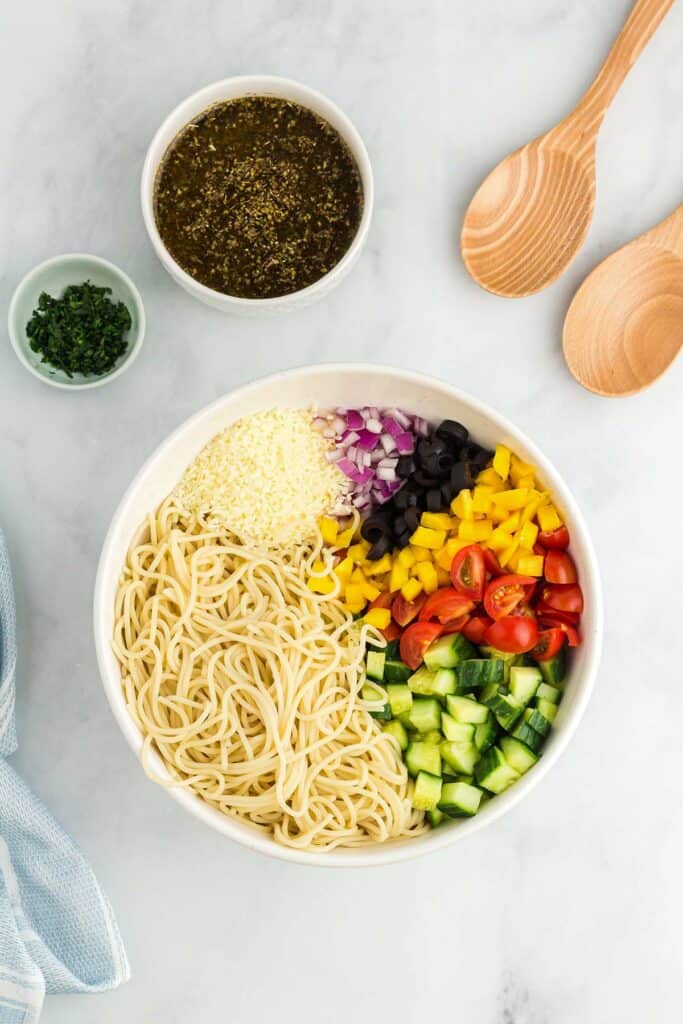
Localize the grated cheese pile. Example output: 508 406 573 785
174 408 348 547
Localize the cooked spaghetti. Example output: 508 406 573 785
113 497 425 850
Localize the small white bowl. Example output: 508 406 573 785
94 364 603 868
8 254 145 390
140 76 374 315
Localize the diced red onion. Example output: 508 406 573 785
367 407 380 421
357 430 380 451
386 407 411 429
346 445 358 463
345 410 364 430
326 448 344 463
395 432 415 454
414 417 430 437
376 466 398 482
341 429 360 445
331 415 346 435
365 417 382 434
380 433 396 455
382 418 403 438
337 458 357 479
377 457 398 468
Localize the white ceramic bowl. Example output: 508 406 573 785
8 254 145 390
140 76 374 315
94 365 602 867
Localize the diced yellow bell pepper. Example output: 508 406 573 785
335 526 355 548
410 545 432 563
416 561 438 594
351 567 366 584
518 475 535 490
499 512 520 534
493 444 511 480
450 489 474 521
401 578 423 602
421 511 453 531
307 575 335 595
348 541 370 562
491 503 510 523
472 485 493 515
319 516 338 545
488 527 511 553
436 567 451 587
311 560 326 573
476 468 506 492
509 458 536 486
361 580 381 602
335 556 354 582
493 488 530 511
389 562 409 593
499 539 519 568
458 519 493 542
365 608 391 629
346 601 366 615
517 554 545 577
520 490 548 526
537 504 563 532
410 527 446 550
518 521 538 551
397 547 416 569
364 553 393 577
435 546 455 572
344 583 365 606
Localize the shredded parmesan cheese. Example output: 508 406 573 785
174 408 348 547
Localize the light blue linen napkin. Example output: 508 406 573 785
0 528 128 1022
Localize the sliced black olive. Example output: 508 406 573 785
413 470 437 488
426 488 442 512
435 420 469 449
441 483 455 505
395 529 412 549
396 454 416 478
394 488 411 511
393 514 407 536
460 443 492 470
404 506 421 531
360 513 392 544
450 460 475 493
416 438 434 465
437 452 454 476
471 448 493 471
368 534 391 560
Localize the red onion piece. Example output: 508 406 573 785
382 418 403 438
357 430 380 451
337 458 358 479
386 407 411 429
395 432 415 454
376 466 398 482
365 417 382 434
345 410 364 430
380 433 396 455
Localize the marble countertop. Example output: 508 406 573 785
2 1 682 1021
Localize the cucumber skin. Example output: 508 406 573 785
539 647 567 687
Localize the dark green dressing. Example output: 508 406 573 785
154 96 364 299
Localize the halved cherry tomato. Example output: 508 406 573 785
382 620 402 643
462 615 493 644
450 544 486 601
399 621 444 670
544 550 577 585
533 542 547 557
534 600 579 626
538 525 570 549
530 627 565 662
484 615 538 654
419 588 474 625
541 583 584 616
441 614 471 635
391 592 427 627
482 547 504 577
370 592 394 610
483 574 536 621
539 615 581 647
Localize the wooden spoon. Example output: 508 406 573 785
461 0 674 298
563 205 683 396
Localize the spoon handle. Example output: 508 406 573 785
648 203 683 258
567 0 674 145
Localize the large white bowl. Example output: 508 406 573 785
140 76 374 315
94 365 602 867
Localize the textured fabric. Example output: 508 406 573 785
0 528 128 1022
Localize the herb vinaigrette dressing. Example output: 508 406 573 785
153 96 364 299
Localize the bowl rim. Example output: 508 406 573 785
140 74 374 309
94 363 603 867
7 252 146 391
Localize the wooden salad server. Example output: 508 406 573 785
460 0 675 298
563 203 683 396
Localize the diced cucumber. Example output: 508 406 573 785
385 684 412 717
524 707 552 738
441 772 459 784
422 730 443 746
397 710 414 730
441 713 475 743
537 699 558 723
412 771 443 811
424 632 476 670
539 646 567 686
427 807 445 827
479 646 523 681
457 658 505 691
432 668 458 698
509 665 542 705
383 659 412 683
439 780 483 817
408 696 441 734
500 736 539 774
481 681 507 704
361 683 391 720
382 719 408 751
484 690 524 731
510 718 544 753
408 667 437 695
366 650 386 681
440 740 478 775
408 666 457 699
474 715 498 754
446 694 490 724
474 747 520 794
536 682 561 704
405 741 441 778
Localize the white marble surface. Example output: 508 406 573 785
2 0 682 1020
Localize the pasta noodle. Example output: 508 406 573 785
113 497 426 850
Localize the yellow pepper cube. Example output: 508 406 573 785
518 521 538 551
436 567 451 587
435 546 455 572
493 488 530 511
389 562 409 593
421 512 453 531
351 567 366 584
499 539 519 568
518 475 535 490
348 541 370 562
311 560 327 574
361 581 381 602
319 516 339 545
488 527 511 553
458 519 493 542
397 547 416 569
335 526 355 549
416 561 438 594
364 554 393 577
517 554 545 577
410 527 446 550
476 468 505 492
335 556 354 582
509 458 537 486
307 575 335 595
500 512 521 535
520 491 548 526
346 601 365 615
364 608 391 629
401 578 423 602
493 444 511 480
537 504 563 532
472 486 493 515
410 545 432 563
344 583 364 606
450 489 474 521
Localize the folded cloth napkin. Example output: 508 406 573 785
0 528 128 1022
